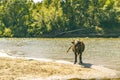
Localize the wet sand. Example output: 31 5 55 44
0 56 119 80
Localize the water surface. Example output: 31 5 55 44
0 38 120 71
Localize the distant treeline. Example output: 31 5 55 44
0 0 120 37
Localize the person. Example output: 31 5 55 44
67 40 85 64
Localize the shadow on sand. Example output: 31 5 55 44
81 63 93 68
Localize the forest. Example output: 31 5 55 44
0 0 120 37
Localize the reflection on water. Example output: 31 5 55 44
0 38 120 71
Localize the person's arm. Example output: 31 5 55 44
66 45 72 54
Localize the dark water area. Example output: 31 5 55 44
0 38 120 72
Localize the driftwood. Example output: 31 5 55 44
54 28 120 37
54 28 86 37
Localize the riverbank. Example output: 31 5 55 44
0 56 119 80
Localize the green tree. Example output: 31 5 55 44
1 0 32 37
0 0 120 37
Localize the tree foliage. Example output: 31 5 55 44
0 0 120 37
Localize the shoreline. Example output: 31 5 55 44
0 52 120 80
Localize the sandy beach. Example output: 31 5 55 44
0 52 120 80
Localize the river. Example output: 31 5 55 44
0 38 120 72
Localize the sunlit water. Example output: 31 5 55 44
0 38 120 72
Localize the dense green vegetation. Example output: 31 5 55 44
0 0 120 37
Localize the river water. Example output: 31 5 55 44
0 38 120 72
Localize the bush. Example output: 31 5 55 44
3 28 13 37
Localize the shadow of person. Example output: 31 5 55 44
81 63 93 68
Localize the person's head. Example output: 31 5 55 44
71 39 80 45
